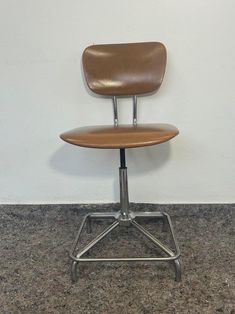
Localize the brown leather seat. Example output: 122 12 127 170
60 123 179 149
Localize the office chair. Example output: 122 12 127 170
60 42 181 282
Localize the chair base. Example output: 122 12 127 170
70 210 181 282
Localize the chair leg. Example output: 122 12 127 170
173 258 182 282
71 260 79 283
69 210 181 283
68 152 181 282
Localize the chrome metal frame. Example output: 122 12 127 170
70 149 181 283
112 96 118 126
112 95 138 126
133 95 137 125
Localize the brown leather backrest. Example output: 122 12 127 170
82 42 167 96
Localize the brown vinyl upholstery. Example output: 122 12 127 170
82 42 167 96
60 42 178 149
60 124 178 149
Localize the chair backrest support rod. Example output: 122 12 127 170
112 96 118 126
112 95 138 126
133 95 137 125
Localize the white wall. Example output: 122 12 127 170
0 0 235 204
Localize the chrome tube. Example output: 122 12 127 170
73 221 119 259
132 220 175 257
112 96 118 126
119 167 130 219
133 95 137 125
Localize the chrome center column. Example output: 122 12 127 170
119 148 131 222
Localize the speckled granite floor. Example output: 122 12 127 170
0 204 234 314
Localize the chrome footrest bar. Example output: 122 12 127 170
76 257 179 262
70 210 181 282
